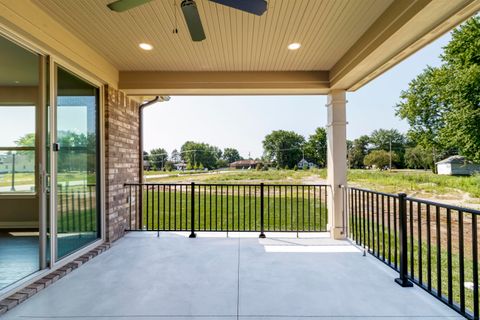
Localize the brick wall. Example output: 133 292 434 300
104 85 140 242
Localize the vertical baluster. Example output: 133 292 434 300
180 185 183 230
146 185 149 230
291 186 294 232
243 185 246 231
459 210 465 313
189 182 196 238
302 186 305 232
436 206 442 298
259 183 265 238
394 197 398 269
381 194 385 261
155 184 160 238
296 186 299 234
447 208 453 304
426 204 432 291
472 214 478 319
307 186 312 231
409 200 414 278
157 185 160 231
226 186 229 232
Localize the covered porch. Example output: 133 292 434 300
0 0 479 319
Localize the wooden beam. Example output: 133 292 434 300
119 71 330 95
330 0 480 91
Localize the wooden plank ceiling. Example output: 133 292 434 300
33 0 393 72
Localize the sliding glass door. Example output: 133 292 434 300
0 32 103 292
54 66 100 259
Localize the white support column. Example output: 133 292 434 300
326 90 347 240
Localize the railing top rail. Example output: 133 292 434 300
348 186 400 198
405 196 480 215
124 182 330 187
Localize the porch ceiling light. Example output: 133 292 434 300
287 42 301 50
139 43 153 51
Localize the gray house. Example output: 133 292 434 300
436 156 480 176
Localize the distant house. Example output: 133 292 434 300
230 160 259 170
297 159 317 169
436 156 480 176
174 163 187 171
143 160 151 171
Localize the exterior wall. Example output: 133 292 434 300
437 163 480 176
436 163 451 175
104 86 140 242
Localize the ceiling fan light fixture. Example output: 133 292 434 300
288 42 301 50
139 43 154 50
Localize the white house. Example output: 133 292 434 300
436 156 480 176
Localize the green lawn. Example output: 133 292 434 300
137 189 328 232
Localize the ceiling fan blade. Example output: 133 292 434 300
181 0 206 42
107 0 153 12
209 0 267 16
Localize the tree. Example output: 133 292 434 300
216 159 228 168
149 148 168 170
348 135 370 169
180 141 220 169
304 127 327 167
369 129 407 167
364 150 399 169
396 17 480 162
262 130 305 169
223 148 242 164
164 160 174 171
404 145 433 170
170 149 181 163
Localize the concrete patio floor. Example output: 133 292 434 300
2 232 462 320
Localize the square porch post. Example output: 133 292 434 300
326 90 347 240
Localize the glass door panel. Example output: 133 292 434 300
0 35 41 290
55 67 100 259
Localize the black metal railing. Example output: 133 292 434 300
124 182 329 236
57 184 97 233
345 186 480 319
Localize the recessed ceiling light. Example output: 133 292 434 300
139 43 153 51
288 42 301 50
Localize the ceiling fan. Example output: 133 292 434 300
107 0 268 42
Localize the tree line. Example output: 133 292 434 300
145 127 328 171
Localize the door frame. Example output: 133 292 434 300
48 57 106 266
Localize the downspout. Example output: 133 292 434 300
138 96 160 229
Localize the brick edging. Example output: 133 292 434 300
0 243 111 315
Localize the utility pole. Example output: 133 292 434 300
389 138 392 171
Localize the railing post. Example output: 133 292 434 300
189 182 196 238
395 193 413 287
259 183 266 238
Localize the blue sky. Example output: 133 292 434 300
144 32 451 159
